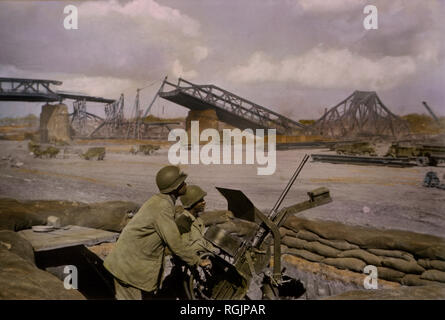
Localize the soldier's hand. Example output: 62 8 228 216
199 258 212 269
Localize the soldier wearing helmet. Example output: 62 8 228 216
176 185 214 254
159 185 215 299
104 165 211 300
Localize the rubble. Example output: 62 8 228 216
81 147 106 160
11 161 24 168
423 171 445 190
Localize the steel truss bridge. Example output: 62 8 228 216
0 77 120 136
159 78 306 135
0 77 115 104
309 91 410 139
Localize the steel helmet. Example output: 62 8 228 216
180 185 207 209
156 165 187 194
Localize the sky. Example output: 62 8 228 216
0 0 444 120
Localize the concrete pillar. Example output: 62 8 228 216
39 103 71 143
186 109 219 143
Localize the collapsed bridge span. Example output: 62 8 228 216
159 78 306 135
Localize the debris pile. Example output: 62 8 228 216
423 171 445 190
28 141 60 159
81 147 106 160
130 144 160 155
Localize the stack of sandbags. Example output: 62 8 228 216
0 198 139 232
200 210 257 240
0 198 46 231
200 210 234 226
0 230 85 299
199 210 445 287
280 216 445 286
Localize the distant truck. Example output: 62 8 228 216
81 147 106 160
130 144 160 155
385 142 445 166
333 142 377 156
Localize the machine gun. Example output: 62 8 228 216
184 154 332 300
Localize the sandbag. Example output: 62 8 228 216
418 259 445 272
303 241 341 258
0 198 46 231
283 216 445 260
286 248 324 262
200 210 234 226
231 218 258 238
0 198 139 232
215 219 257 238
368 249 414 262
296 229 358 250
377 267 405 282
279 227 297 238
0 211 46 231
339 249 382 266
282 236 308 250
420 270 445 283
416 246 445 261
0 247 85 300
45 201 139 232
318 238 359 251
401 274 438 286
321 258 366 273
280 244 288 254
382 257 425 274
296 229 320 241
0 230 35 264
214 221 238 234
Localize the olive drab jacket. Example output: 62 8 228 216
175 209 215 255
103 193 200 292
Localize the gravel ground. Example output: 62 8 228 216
1 139 444 237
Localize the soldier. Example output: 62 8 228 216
159 185 215 299
176 185 215 254
103 165 211 300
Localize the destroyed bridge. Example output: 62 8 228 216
0 77 115 104
158 78 307 135
1 76 410 139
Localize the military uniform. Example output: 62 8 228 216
104 193 200 298
158 207 215 299
175 208 214 255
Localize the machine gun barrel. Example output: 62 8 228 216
204 154 331 299
268 154 309 221
252 154 309 248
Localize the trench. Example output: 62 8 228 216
35 245 115 300
35 245 361 300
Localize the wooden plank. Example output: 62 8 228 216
18 225 119 252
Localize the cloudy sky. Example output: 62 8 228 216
0 0 444 120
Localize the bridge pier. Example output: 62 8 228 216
39 103 72 143
186 109 219 142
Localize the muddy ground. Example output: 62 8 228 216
0 139 444 237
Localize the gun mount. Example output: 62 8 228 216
184 155 333 300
